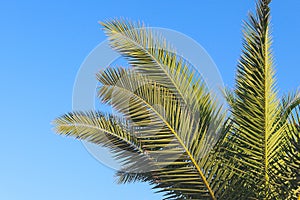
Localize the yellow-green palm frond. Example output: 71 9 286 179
97 67 223 159
274 95 300 199
281 91 300 122
100 19 221 120
52 0 300 199
53 112 155 173
96 67 227 199
224 0 289 198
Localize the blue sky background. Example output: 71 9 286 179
0 1 299 200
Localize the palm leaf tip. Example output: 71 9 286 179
53 112 143 158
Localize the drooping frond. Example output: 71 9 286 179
96 67 227 199
53 112 154 174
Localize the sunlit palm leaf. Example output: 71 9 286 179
97 67 225 199
223 0 300 199
275 98 300 199
53 112 155 173
100 19 221 121
53 0 300 199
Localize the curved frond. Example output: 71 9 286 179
100 19 221 120
53 112 154 173
97 67 226 199
281 91 300 121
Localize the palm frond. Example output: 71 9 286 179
100 19 222 121
275 103 300 199
281 90 300 121
97 67 228 199
52 1 300 199
53 112 154 173
224 0 289 198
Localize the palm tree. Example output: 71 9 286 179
53 0 300 199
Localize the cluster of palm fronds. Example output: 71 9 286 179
53 0 299 199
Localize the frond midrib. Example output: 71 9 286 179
263 25 270 192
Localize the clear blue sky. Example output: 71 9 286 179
0 1 299 200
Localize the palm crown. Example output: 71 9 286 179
53 0 300 199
